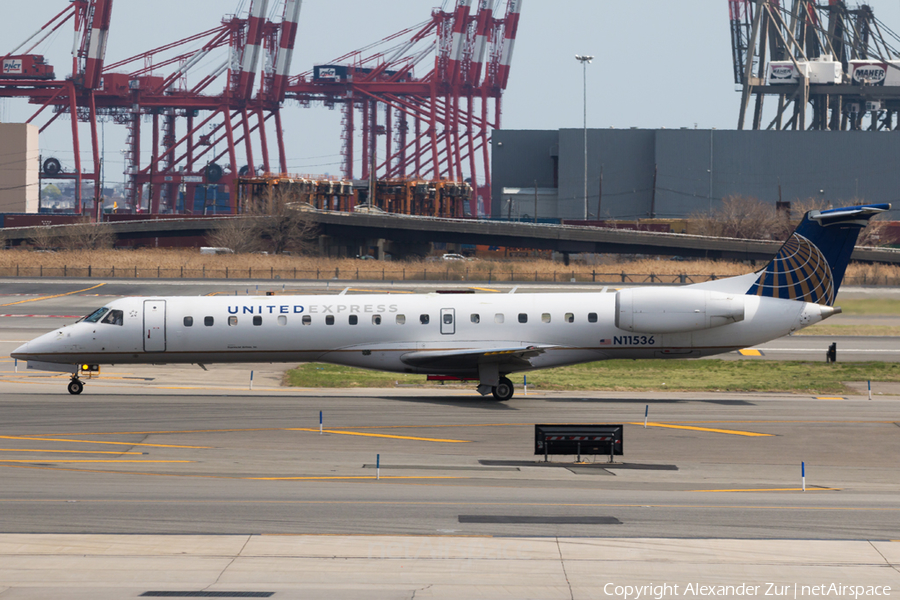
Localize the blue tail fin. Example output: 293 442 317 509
746 204 890 305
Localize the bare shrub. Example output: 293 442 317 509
208 186 318 254
691 196 790 241
57 221 115 251
28 226 58 250
207 217 261 254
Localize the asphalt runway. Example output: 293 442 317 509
0 279 898 597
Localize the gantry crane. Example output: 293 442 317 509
0 0 114 215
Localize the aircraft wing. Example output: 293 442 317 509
400 345 552 372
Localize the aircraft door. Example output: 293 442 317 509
440 308 455 335
143 300 166 352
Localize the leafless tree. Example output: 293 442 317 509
207 217 262 253
28 226 59 250
691 196 791 241
57 221 116 250
207 185 318 254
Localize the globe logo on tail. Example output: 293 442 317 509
747 233 835 306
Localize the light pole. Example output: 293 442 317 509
575 54 593 220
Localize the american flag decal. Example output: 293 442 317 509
599 339 612 346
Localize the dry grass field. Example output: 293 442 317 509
0 248 898 285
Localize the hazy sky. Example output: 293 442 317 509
3 0 900 181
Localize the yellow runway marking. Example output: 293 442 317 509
0 448 144 455
690 487 840 493
289 428 470 443
0 283 106 307
469 287 500 292
738 349 763 356
0 435 211 449
347 288 414 294
630 422 773 437
816 397 846 400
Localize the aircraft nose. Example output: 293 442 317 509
11 342 28 359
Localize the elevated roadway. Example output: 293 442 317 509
3 212 900 263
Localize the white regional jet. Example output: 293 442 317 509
12 204 889 400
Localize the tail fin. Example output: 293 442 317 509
746 203 890 305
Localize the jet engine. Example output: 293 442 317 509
615 288 746 334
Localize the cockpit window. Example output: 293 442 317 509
101 309 124 326
83 308 109 323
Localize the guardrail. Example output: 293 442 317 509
1 265 897 286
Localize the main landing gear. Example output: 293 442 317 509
491 376 514 401
67 377 84 395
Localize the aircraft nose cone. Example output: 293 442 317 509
11 342 28 359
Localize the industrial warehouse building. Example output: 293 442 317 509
491 129 900 221
0 123 39 214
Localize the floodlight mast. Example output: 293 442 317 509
575 54 593 220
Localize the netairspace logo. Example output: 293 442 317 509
602 582 892 599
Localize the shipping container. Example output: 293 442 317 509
3 214 83 228
850 59 888 86
766 60 808 85
807 57 842 84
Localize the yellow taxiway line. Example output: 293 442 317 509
0 435 210 449
0 460 193 464
629 422 773 437
288 428 470 443
738 349 764 356
0 448 144 455
0 283 106 307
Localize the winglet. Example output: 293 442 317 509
746 204 890 305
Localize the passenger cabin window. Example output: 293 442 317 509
373 315 382 325
471 313 480 324
326 315 335 325
228 316 238 326
204 316 214 326
518 313 528 324
396 314 406 325
565 313 574 323
253 316 262 326
302 315 311 326
184 316 193 327
420 314 430 325
349 315 358 325
494 313 504 324
588 312 598 323
277 316 287 326
542 313 551 323
83 308 108 323
101 310 124 326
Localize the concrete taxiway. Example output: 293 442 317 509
0 279 898 597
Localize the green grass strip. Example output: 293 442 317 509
285 360 900 394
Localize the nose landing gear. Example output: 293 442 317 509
67 377 84 395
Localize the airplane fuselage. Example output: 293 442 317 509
13 290 830 378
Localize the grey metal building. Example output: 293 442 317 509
491 129 900 220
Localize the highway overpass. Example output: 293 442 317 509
2 212 899 265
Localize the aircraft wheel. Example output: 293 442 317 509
67 379 84 395
492 377 514 401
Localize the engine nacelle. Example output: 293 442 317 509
615 288 746 334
